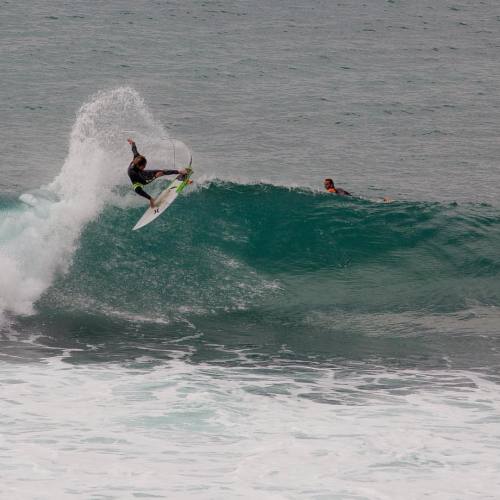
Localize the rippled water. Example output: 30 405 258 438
1 1 500 498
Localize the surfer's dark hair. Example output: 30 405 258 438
133 155 147 168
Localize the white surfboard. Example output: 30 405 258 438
132 168 193 231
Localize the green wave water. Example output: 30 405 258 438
48 181 500 313
1 181 491 372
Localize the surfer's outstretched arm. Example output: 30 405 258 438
127 138 139 158
152 168 187 179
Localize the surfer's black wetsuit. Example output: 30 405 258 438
127 142 180 200
326 186 352 196
331 187 351 196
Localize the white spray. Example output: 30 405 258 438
0 87 191 320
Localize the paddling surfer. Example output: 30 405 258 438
323 178 352 196
324 178 392 202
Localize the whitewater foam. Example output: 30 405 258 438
1 354 499 499
0 87 191 320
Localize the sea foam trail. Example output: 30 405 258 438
1 355 500 499
0 87 190 320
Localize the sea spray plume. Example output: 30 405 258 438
0 87 178 320
50 87 164 198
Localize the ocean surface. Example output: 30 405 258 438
1 1 500 498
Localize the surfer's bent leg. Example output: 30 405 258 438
132 183 151 200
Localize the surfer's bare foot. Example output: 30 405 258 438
149 198 157 209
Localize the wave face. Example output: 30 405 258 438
48 181 500 314
6 181 495 367
4 180 500 322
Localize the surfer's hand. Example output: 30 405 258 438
178 168 187 175
127 138 135 145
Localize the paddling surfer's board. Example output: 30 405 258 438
132 168 193 231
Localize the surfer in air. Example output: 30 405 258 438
324 178 352 196
127 138 187 208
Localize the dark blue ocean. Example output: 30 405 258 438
1 1 500 498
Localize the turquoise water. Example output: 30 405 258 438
1 1 500 498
